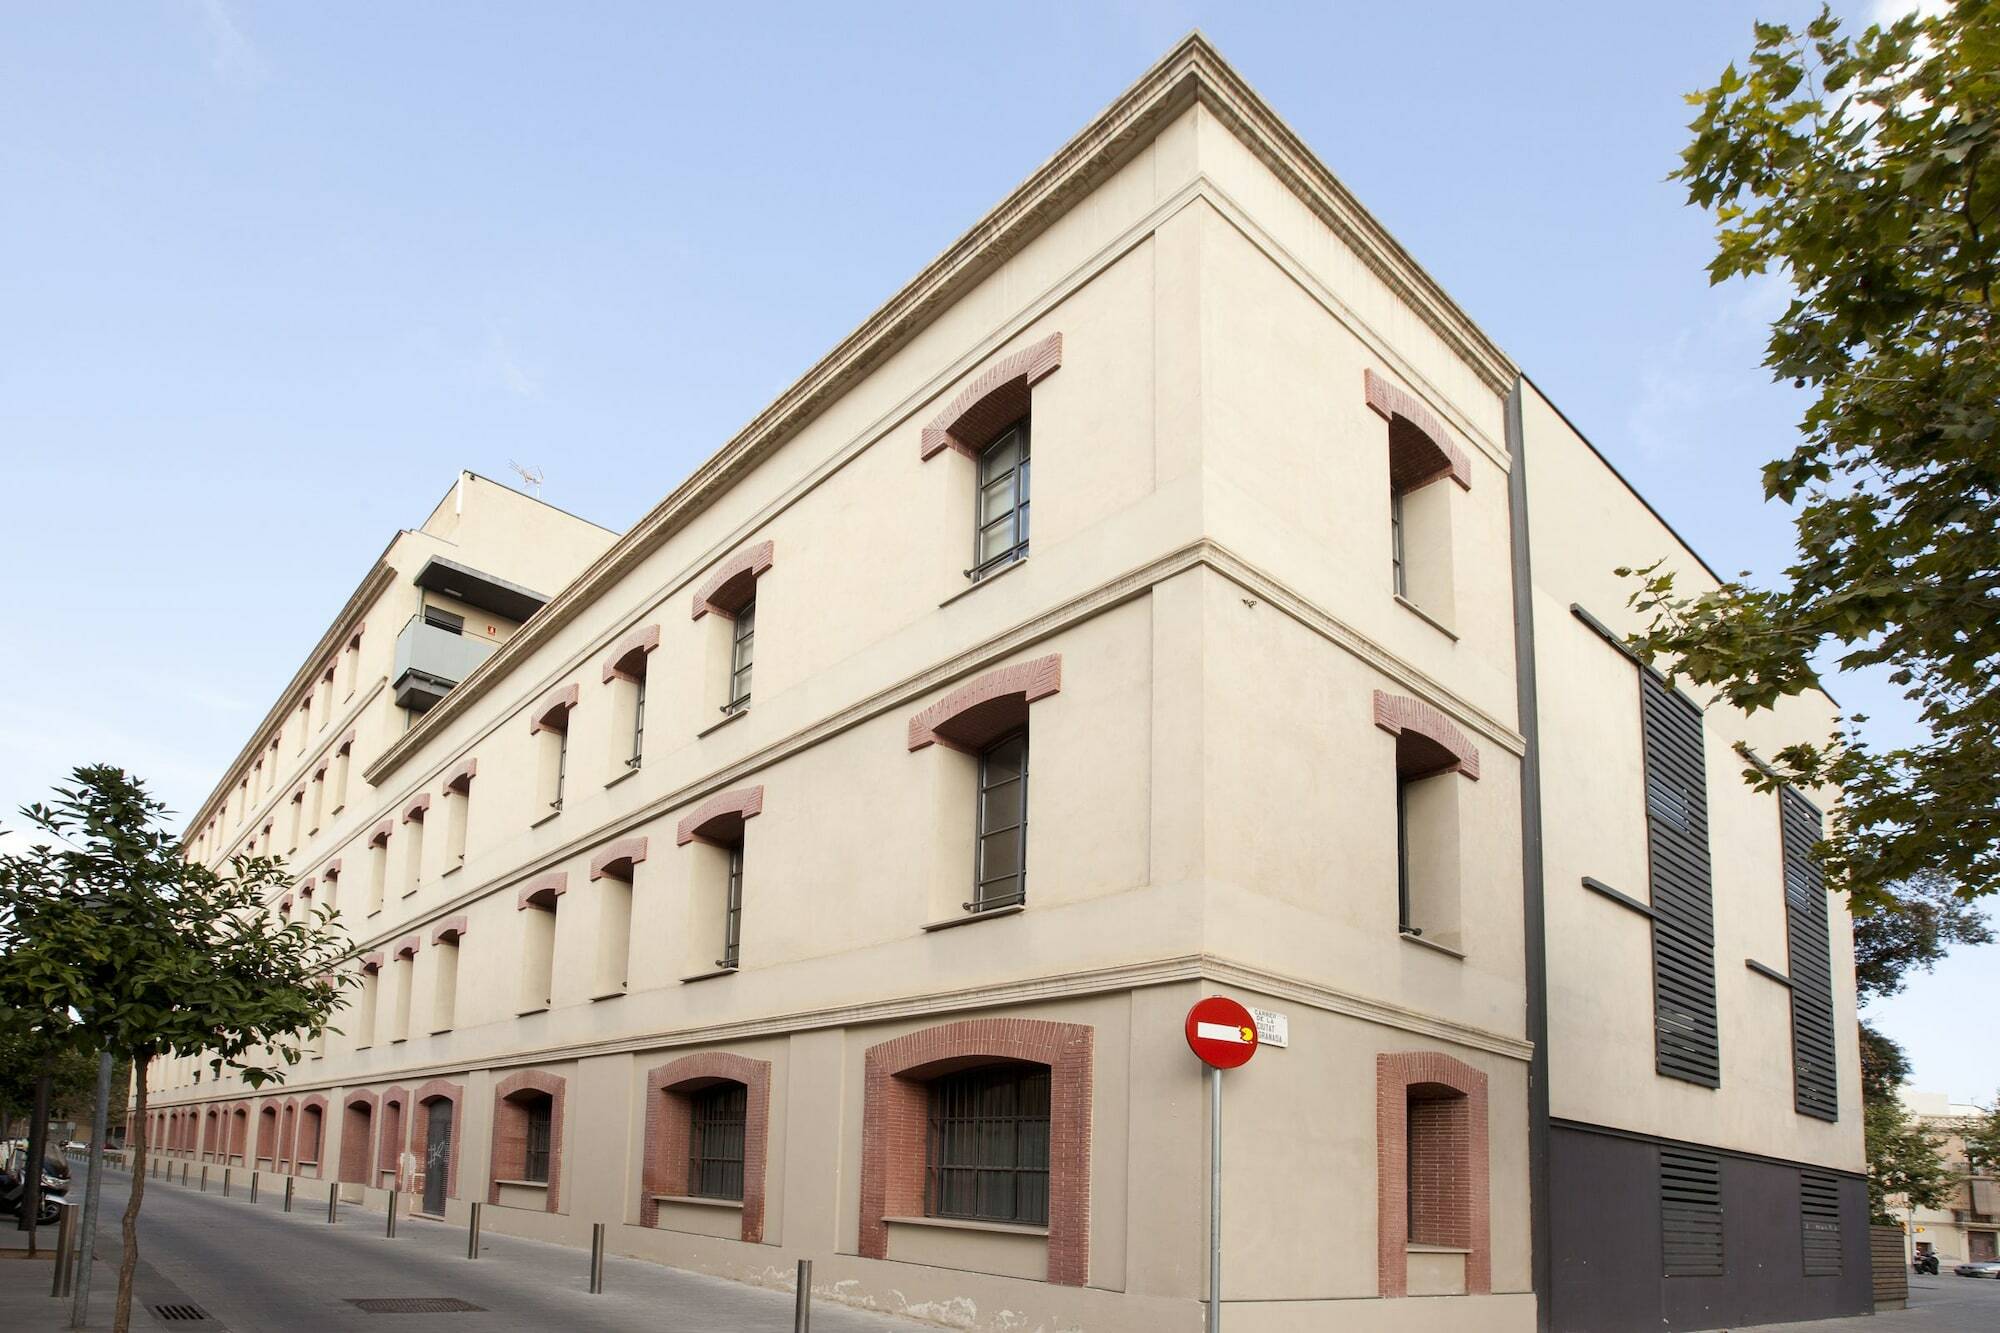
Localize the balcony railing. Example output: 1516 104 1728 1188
392 615 497 713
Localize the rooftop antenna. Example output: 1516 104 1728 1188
508 460 545 498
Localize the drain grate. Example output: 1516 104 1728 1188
346 1297 487 1315
149 1304 212 1322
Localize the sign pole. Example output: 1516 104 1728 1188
1208 1063 1222 1333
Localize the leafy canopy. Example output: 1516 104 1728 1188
1626 0 2000 912
0 764 350 1081
1865 1093 1954 1224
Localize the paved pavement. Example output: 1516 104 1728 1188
2 1164 934 1332
1759 1272 2000 1331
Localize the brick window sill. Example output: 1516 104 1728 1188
1399 930 1466 961
922 903 1026 933
939 553 1026 608
651 1194 742 1211
1393 593 1459 642
885 1215 1049 1238
697 707 749 740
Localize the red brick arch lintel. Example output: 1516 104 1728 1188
1376 1050 1490 1298
640 1052 771 1241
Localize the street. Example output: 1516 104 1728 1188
4 1164 933 1332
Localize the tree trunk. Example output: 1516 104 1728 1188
113 1061 147 1333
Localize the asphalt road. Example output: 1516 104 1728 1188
10 1166 933 1332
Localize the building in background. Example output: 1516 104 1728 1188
1900 1090 1999 1267
139 37 1867 1333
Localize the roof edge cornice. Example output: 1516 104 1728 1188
365 34 1515 786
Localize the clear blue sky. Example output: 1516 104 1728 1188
2 2 1986 1101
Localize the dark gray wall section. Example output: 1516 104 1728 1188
1550 1123 1870 1332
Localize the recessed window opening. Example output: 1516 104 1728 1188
971 730 1029 912
629 674 647 766
970 420 1030 581
725 601 755 715
521 1094 553 1183
719 843 743 970
926 1062 1050 1226
688 1082 748 1201
422 605 465 634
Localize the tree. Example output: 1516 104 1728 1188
0 1007 99 1138
1852 871 1992 1002
0 767 350 1333
1964 1096 2000 1172
1865 1094 1954 1225
1858 1020 1913 1104
1625 1 2000 914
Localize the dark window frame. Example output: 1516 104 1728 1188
1390 485 1407 597
520 1094 553 1184
628 673 646 768
717 841 743 970
971 729 1028 913
725 600 755 715
924 1062 1051 1227
969 419 1031 581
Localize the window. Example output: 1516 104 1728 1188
676 786 762 975
1365 370 1468 623
1375 692 1478 951
390 942 417 1042
401 797 428 897
307 768 325 835
521 1096 553 1183
529 686 577 816
354 957 381 1050
365 824 391 915
726 600 754 714
926 1063 1051 1226
972 420 1031 580
587 839 645 997
443 763 474 869
1376 1051 1492 1298
422 605 465 634
431 921 464 1033
601 626 659 773
973 731 1029 911
632 673 648 760
688 1083 747 1201
341 630 361 698
331 732 355 813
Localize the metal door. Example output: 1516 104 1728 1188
422 1101 452 1215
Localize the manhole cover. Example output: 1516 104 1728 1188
346 1297 487 1314
149 1304 212 1322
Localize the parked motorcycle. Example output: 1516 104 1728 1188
1913 1250 1940 1275
0 1159 67 1227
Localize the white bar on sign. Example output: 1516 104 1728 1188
1194 1021 1251 1044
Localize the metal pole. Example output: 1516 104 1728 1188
250 1171 259 1203
327 1182 339 1223
200 1165 208 1192
793 1258 812 1333
588 1222 606 1293
49 1203 75 1298
21 1074 48 1241
223 1167 232 1197
180 1162 188 1186
284 1177 295 1212
466 1201 482 1258
387 1189 399 1238
1208 1064 1222 1333
68 1040 113 1320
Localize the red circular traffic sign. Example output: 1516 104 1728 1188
1185 995 1259 1069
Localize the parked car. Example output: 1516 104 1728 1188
1954 1258 2000 1278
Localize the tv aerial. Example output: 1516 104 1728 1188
508 460 545 498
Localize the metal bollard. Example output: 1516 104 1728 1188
588 1222 606 1294
223 1167 232 1197
49 1204 76 1298
794 1258 812 1333
466 1202 482 1259
386 1189 399 1238
181 1162 189 1185
284 1177 295 1213
200 1165 209 1192
250 1171 259 1203
327 1182 339 1224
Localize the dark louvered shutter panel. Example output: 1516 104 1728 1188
1642 675 1720 1087
1660 1148 1725 1277
1781 788 1838 1121
1800 1170 1843 1275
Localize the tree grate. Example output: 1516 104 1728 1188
149 1304 212 1321
346 1297 487 1314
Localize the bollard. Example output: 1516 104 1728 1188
181 1162 189 1186
588 1222 606 1294
466 1201 482 1259
250 1171 259 1204
386 1189 399 1238
223 1167 232 1197
327 1182 339 1224
49 1203 75 1298
794 1258 812 1333
200 1165 209 1192
284 1177 295 1213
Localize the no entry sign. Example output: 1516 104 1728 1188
1185 995 1259 1069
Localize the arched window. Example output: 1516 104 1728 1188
602 624 661 769
339 1092 376 1186
677 788 763 974
528 684 579 815
1374 691 1479 949
1365 370 1469 622
692 542 772 719
641 1052 772 1242
1376 1051 1490 1298
489 1070 566 1212
297 1099 327 1177
920 333 1061 584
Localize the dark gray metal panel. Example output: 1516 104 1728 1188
1802 1171 1843 1275
1660 1149 1724 1276
1550 1124 1873 1333
1781 788 1839 1121
1642 674 1720 1086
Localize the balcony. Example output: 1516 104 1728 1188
392 614 497 713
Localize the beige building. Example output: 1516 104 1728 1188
140 37 1867 1333
1900 1091 1999 1267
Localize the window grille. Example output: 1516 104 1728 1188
726 600 755 714
718 843 743 969
970 421 1030 580
925 1064 1050 1226
687 1083 748 1201
521 1097 552 1183
972 730 1028 911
